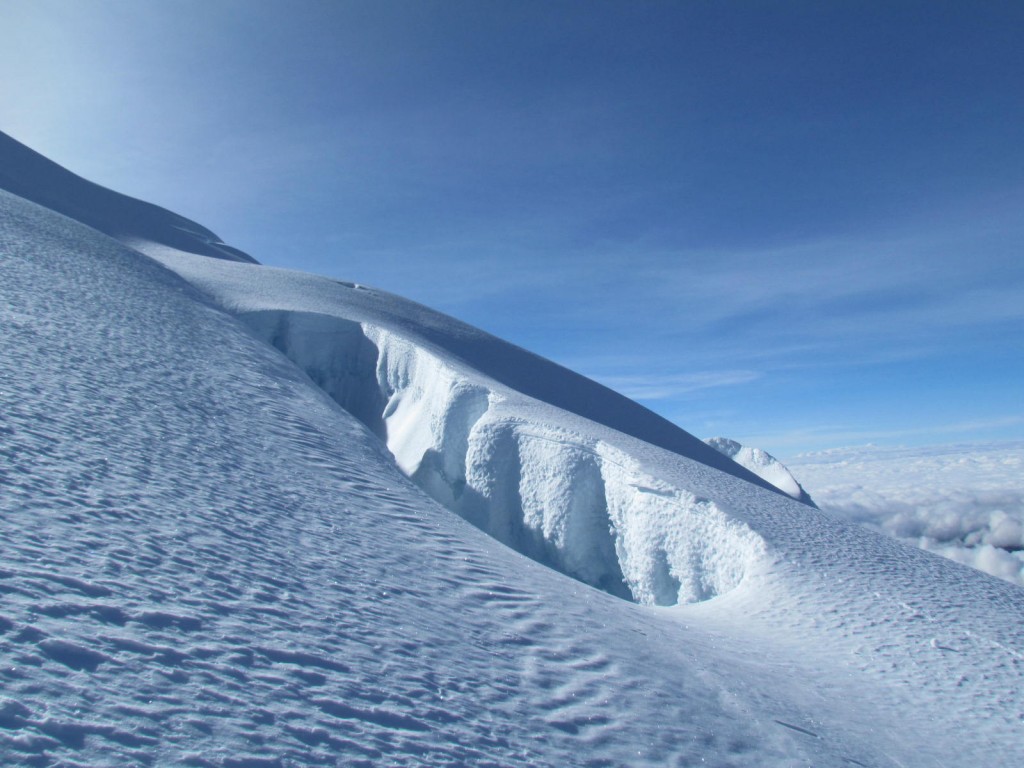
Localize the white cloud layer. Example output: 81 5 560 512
790 442 1024 586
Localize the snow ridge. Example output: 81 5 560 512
243 309 765 605
0 130 256 264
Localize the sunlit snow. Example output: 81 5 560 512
2 131 1023 767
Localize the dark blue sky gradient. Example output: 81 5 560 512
2 1 1022 454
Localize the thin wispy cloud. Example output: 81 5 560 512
741 416 1024 457
589 370 761 401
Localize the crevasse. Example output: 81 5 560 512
241 309 765 606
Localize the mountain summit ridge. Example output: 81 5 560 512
0 129 256 264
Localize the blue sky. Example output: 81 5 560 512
2 1 1022 456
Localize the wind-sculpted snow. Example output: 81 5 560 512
238 308 767 606
5 170 1024 766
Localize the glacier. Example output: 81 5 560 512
2 130 1024 767
143 252 775 608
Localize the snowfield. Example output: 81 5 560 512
2 131 1024 766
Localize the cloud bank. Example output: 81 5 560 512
791 442 1024 586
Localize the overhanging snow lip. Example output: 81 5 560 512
232 307 769 606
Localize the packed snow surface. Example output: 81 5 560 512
2 134 1024 766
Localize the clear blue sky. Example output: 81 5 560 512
3 1 1022 456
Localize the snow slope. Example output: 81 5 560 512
0 131 255 264
138 248 780 607
2 135 1024 766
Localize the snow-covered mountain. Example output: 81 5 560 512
2 130 1023 766
705 437 817 507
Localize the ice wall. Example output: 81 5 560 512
241 309 766 606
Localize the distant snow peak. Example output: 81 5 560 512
705 437 817 507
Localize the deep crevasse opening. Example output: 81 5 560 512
241 309 766 606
